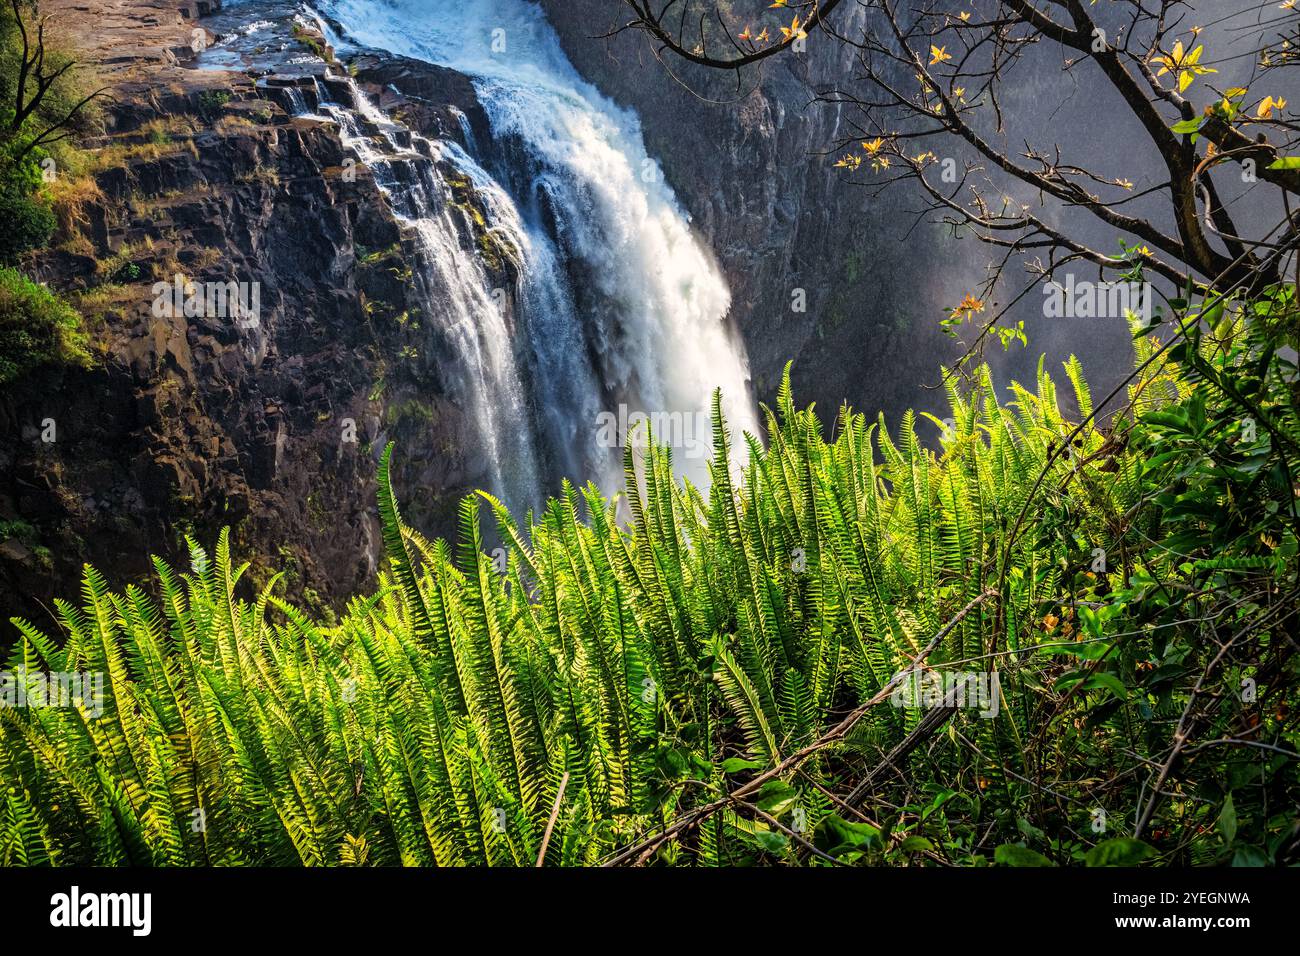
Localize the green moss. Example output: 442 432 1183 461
290 24 335 64
357 242 402 269
384 396 435 427
0 266 89 386
843 249 865 285
0 518 39 543
306 491 330 531
0 517 55 570
444 171 513 274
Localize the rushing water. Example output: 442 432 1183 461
312 0 759 505
303 71 546 508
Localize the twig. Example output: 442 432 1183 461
845 672 981 807
602 590 995 866
535 771 570 867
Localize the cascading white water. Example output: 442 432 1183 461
313 0 760 498
304 71 546 507
436 139 609 490
280 84 311 117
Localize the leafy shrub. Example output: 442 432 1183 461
0 320 1294 866
197 89 232 120
0 0 99 260
0 165 55 264
106 260 142 284
0 360 1163 864
0 266 88 385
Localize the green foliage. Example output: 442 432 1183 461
0 325 1295 865
0 2 98 181
1099 287 1300 865
0 3 97 377
0 357 1134 863
0 161 55 263
289 24 334 65
0 265 88 384
196 90 231 121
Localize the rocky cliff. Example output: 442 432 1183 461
535 0 960 419
0 0 515 627
1 0 969 632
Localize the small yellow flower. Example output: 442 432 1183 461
959 11 972 21
1043 612 1060 633
780 15 806 41
1116 178 1133 190
863 136 885 154
950 293 985 319
930 44 953 65
1257 95 1288 118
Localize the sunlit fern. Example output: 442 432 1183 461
0 359 1152 865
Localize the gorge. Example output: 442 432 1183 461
1 0 773 622
2 0 1296 877
0 0 1260 623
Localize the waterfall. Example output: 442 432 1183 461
314 0 760 503
280 85 311 117
295 70 546 507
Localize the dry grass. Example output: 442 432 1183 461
76 118 199 176
94 239 158 282
70 283 138 341
188 247 224 272
215 115 259 135
237 164 281 186
128 183 213 218
55 234 96 259
42 174 106 238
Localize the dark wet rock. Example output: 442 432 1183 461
0 0 509 631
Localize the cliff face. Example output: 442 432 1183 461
0 1 510 626
534 1 958 418
2 0 959 629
